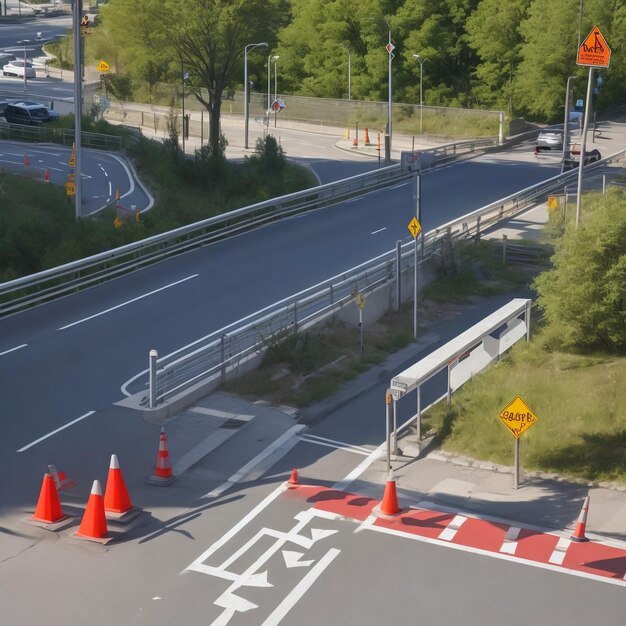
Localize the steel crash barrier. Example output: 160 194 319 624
144 149 625 408
0 137 497 317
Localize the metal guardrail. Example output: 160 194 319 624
0 121 123 151
0 138 493 316
148 149 626 405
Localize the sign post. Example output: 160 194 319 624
355 291 366 356
575 26 611 229
498 395 538 489
407 214 422 339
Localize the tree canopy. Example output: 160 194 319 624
534 190 626 354
92 0 626 150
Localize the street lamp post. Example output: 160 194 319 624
244 42 268 149
273 56 279 128
561 75 577 172
412 54 428 134
339 43 351 100
366 18 393 166
267 54 279 128
180 58 189 154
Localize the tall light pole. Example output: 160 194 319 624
179 52 189 154
244 41 268 149
412 54 428 134
366 18 393 165
273 56 279 128
339 43 351 100
561 75 577 172
267 54 278 122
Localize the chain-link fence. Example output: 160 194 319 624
104 83 502 139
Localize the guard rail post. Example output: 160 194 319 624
395 240 401 312
149 349 158 408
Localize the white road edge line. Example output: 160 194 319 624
17 411 96 452
299 433 373 454
0 344 27 356
203 425 305 499
370 227 387 235
58 274 199 330
261 548 341 626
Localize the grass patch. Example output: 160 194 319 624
422 338 626 483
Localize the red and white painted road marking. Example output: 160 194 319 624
287 485 626 587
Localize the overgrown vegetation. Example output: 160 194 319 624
0 122 315 282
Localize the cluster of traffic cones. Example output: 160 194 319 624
29 453 139 543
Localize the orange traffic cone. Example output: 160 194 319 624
76 480 108 539
364 127 370 145
353 135 358 147
288 468 299 488
155 428 173 479
104 454 133 514
44 169 50 183
32 473 66 523
571 495 590 542
379 470 400 516
24 154 30 166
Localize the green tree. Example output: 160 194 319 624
534 190 626 354
466 0 530 114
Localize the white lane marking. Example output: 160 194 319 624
370 227 387 235
549 537 571 565
438 514 467 541
108 180 112 196
203 425 305 499
300 433 373 453
17 411 95 452
0 344 27 356
299 433 372 456
107 153 135 199
186 483 288 573
500 526 522 554
332 444 385 492
189 406 254 421
57 274 199 330
261 548 340 626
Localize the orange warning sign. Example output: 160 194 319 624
577 26 611 68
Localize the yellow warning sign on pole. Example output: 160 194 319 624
65 181 76 196
97 60 110 72
407 217 422 239
547 196 558 209
498 395 538 439
68 144 76 167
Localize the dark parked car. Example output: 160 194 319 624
3 101 59 125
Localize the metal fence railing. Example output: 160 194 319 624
147 150 626 405
0 137 494 316
0 121 124 151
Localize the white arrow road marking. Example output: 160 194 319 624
282 551 314 568
261 548 341 626
214 591 258 612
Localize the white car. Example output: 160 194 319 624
3 61 36 78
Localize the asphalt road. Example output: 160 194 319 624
0 139 152 213
0 145 560 506
2 126 625 625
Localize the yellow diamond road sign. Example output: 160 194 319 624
407 217 421 239
97 60 110 72
498 395 538 439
